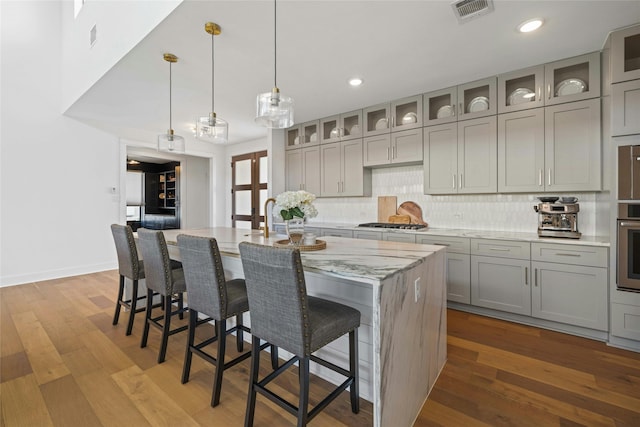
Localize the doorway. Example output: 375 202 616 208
231 150 268 229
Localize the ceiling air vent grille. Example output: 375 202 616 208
451 0 494 23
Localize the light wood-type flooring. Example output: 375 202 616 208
1 270 640 426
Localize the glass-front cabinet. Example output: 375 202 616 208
285 120 319 150
423 87 458 126
611 23 640 83
363 95 422 137
457 77 497 120
497 65 545 114
319 109 362 144
544 52 600 105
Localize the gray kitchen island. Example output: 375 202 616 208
160 228 447 427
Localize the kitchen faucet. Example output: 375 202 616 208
263 198 276 238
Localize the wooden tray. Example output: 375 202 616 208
273 239 327 251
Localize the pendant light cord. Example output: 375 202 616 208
211 30 215 113
274 0 277 88
169 61 173 131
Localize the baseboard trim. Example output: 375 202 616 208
0 262 117 288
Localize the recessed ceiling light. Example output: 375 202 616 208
518 18 543 33
348 77 363 87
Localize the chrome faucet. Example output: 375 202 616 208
263 198 276 238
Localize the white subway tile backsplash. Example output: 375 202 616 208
312 165 599 235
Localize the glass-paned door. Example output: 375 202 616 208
231 150 267 229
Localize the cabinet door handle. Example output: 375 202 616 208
452 104 456 117
547 84 551 100
390 116 394 128
548 169 552 186
387 147 390 160
537 87 541 101
538 169 543 186
489 247 510 252
393 146 396 159
534 268 538 287
337 182 340 192
525 267 528 285
459 174 463 189
452 175 456 189
459 102 463 115
555 252 580 257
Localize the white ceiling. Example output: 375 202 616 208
65 0 640 145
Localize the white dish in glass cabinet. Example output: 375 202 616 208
402 112 417 124
555 78 586 96
508 88 534 105
350 124 360 135
375 118 388 130
310 132 317 142
467 96 489 112
329 127 339 138
436 105 454 118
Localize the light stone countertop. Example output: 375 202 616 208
296 222 610 247
161 227 446 285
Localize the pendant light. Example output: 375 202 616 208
158 53 185 153
196 22 228 143
255 0 294 129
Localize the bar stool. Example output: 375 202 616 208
177 234 277 407
137 228 187 363
238 242 361 427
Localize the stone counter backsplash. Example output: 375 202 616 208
312 165 600 236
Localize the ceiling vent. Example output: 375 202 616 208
451 0 494 23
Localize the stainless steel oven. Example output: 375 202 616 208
618 203 640 291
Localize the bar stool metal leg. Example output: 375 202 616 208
113 275 125 326
245 336 261 427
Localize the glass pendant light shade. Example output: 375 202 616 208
158 53 185 153
196 112 228 142
158 129 185 153
255 0 294 129
197 22 229 143
255 87 294 128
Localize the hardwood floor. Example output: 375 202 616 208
2 271 640 426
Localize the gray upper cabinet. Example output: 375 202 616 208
457 77 497 120
423 116 497 194
544 52 601 105
545 98 601 192
498 65 545 114
363 95 422 137
285 146 320 195
423 123 458 194
498 108 545 193
363 128 423 167
285 120 319 150
612 79 640 136
458 116 498 193
423 86 458 126
319 109 363 144
611 23 640 84
320 139 370 197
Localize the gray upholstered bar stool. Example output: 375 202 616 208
110 224 152 335
239 242 361 427
177 234 273 407
137 228 187 363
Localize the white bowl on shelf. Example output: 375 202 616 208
436 105 453 119
508 88 534 105
309 132 317 142
329 127 339 138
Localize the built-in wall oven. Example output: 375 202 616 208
618 203 640 291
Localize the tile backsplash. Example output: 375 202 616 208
311 165 600 236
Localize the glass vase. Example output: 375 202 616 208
285 218 305 246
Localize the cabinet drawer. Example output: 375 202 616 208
320 228 353 238
471 239 530 259
353 230 383 241
385 232 416 243
531 243 608 267
416 235 470 254
611 303 640 341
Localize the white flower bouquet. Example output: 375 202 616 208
275 190 318 220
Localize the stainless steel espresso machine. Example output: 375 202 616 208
533 197 581 239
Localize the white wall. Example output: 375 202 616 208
60 0 181 112
1 0 122 286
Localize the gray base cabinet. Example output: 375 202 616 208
611 303 640 341
532 262 608 331
417 235 471 304
471 255 531 315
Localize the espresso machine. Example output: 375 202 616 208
533 197 581 239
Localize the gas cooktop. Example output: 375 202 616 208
358 222 427 230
